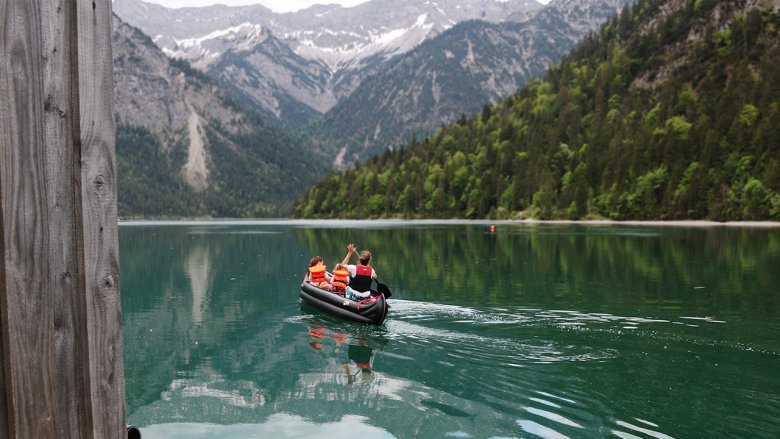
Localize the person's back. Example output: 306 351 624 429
348 264 374 292
346 250 377 301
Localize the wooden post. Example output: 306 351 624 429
0 0 126 438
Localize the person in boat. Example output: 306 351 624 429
340 243 377 301
303 256 320 283
329 263 349 296
306 256 330 289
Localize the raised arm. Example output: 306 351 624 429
341 243 356 266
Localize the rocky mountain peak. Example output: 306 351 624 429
162 22 272 69
113 0 545 72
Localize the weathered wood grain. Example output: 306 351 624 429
41 0 93 437
1 0 59 436
0 0 124 437
75 0 126 437
0 216 8 439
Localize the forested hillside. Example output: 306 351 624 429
294 0 780 221
307 0 630 169
116 118 316 217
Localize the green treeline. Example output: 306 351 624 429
293 0 780 220
117 125 193 217
291 225 780 311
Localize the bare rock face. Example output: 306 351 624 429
113 17 251 143
112 16 323 215
113 17 252 191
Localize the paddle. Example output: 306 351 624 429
376 282 392 299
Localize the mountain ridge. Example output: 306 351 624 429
114 0 544 71
112 15 326 217
293 0 780 221
113 0 546 128
310 0 631 168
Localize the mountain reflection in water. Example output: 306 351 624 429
121 222 780 438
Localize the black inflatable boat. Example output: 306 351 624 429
300 282 389 325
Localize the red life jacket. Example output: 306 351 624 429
350 265 374 292
331 269 349 290
309 264 327 284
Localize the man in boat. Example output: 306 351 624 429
341 243 378 301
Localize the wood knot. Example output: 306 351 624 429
103 274 115 288
44 95 67 118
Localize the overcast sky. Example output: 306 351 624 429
144 0 550 13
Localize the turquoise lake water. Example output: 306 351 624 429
120 221 780 438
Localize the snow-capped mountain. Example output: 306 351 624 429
114 0 544 71
113 0 545 128
114 0 631 150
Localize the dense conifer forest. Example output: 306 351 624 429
293 0 780 220
117 119 320 218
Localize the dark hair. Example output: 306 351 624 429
359 250 371 265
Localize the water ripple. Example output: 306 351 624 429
390 300 780 358
516 419 569 439
614 420 675 439
525 407 583 428
528 397 561 409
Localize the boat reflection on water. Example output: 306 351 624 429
306 318 387 387
342 344 374 386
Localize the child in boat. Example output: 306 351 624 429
303 256 322 283
329 264 349 296
306 256 330 289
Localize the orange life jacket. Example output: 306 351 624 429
309 264 327 284
331 269 349 290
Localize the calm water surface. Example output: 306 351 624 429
120 221 780 438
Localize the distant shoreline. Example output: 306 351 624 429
118 218 780 228
499 219 780 228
